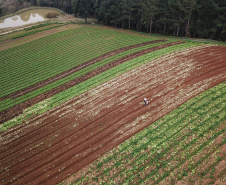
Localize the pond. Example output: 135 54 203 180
0 9 63 29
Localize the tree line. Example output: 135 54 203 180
1 0 226 41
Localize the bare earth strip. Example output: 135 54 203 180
0 39 165 102
0 41 181 124
0 24 81 51
0 45 225 184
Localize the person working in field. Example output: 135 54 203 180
144 98 149 106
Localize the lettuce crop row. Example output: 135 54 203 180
24 23 60 31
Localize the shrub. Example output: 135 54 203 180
45 12 58 18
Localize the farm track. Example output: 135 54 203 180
0 40 166 102
0 45 226 184
0 41 182 124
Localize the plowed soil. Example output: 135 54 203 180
0 45 226 185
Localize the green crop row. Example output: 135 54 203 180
0 41 202 129
68 82 226 184
24 23 60 31
0 23 64 42
0 27 156 97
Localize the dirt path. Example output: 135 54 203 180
0 45 225 184
0 41 181 124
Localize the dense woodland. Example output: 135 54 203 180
0 0 226 41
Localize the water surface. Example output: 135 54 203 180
0 9 62 29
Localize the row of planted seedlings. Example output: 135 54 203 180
0 28 156 97
0 38 168 111
0 29 116 81
69 82 226 184
0 39 195 111
0 41 202 130
2 28 153 72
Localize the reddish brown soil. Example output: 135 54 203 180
0 45 225 185
0 41 180 124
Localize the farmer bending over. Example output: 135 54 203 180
144 98 149 106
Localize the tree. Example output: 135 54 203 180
73 0 94 23
6 0 225 41
183 0 198 37
143 0 160 33
95 0 115 25
121 0 134 29
132 0 145 30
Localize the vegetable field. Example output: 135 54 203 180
68 82 226 184
0 24 225 184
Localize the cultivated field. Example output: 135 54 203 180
0 24 225 184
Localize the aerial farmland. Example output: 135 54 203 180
0 9 225 185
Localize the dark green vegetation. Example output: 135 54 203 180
1 0 225 41
67 82 226 184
